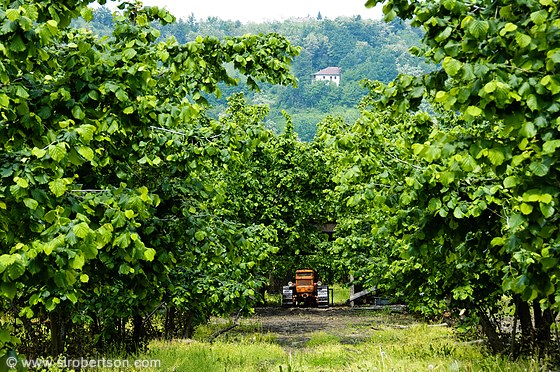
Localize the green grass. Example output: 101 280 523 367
128 329 543 372
142 339 286 372
331 284 350 305
124 317 544 372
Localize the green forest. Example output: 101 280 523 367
1 0 560 369
77 5 431 141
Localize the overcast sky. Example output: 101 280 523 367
116 0 383 23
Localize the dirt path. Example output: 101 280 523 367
241 305 413 347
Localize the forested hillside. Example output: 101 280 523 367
82 7 430 140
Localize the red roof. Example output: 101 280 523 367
314 67 341 76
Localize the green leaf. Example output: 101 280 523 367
519 121 536 138
195 231 207 241
543 140 560 154
14 177 29 188
73 222 90 239
80 274 89 283
515 32 532 48
144 248 156 261
465 106 483 117
45 297 60 311
6 9 20 21
115 89 128 102
435 27 452 42
530 9 548 25
540 203 555 218
71 253 85 269
10 34 26 52
520 203 533 215
76 124 96 142
491 237 505 246
526 95 539 111
77 146 94 161
483 81 497 93
1 282 16 299
32 147 47 158
0 93 9 107
547 49 560 67
499 22 517 36
503 176 518 188
487 148 505 165
44 241 55 255
507 214 525 229
49 142 67 162
66 292 78 304
66 230 78 245
468 20 489 39
111 211 126 229
123 48 137 60
72 105 85 120
428 198 442 213
541 257 558 271
118 263 132 275
48 178 67 197
529 161 549 177
8 259 25 280
114 232 131 248
453 206 464 219
522 189 542 202
46 19 58 30
442 57 462 77
461 155 477 171
23 198 38 210
81 7 94 22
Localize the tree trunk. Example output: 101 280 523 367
165 306 176 340
533 301 554 356
49 309 66 356
132 314 144 353
181 311 194 339
510 310 518 357
515 296 534 351
478 310 504 354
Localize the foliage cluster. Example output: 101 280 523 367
321 0 560 358
0 0 330 359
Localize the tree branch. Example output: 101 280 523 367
208 309 242 343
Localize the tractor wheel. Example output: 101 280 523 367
317 285 329 308
282 286 294 307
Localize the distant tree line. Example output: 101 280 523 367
81 7 430 140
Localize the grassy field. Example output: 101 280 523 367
128 306 545 372
136 326 542 372
9 286 548 371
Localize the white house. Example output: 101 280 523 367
313 67 341 86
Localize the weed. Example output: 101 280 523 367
306 331 341 347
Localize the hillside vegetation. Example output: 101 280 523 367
81 7 431 140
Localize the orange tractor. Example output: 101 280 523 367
282 269 330 308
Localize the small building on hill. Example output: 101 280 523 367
313 67 341 86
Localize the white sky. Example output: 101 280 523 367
113 0 383 23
